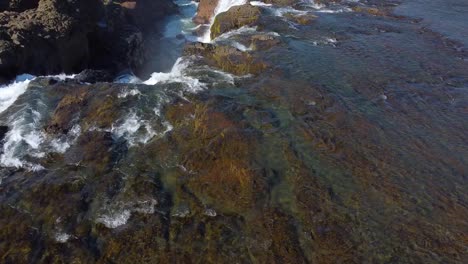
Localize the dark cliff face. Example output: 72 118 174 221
0 0 39 12
0 0 176 81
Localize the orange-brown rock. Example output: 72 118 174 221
193 0 218 24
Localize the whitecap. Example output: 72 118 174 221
46 73 77 80
204 208 217 217
111 112 159 146
232 41 252 51
0 107 81 171
97 209 132 228
214 26 258 41
118 88 141 99
97 199 158 229
0 76 34 114
250 1 272 7
54 232 71 243
144 57 203 92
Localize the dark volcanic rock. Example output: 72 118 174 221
0 0 39 12
75 69 114 83
0 0 106 79
0 125 8 141
0 0 176 80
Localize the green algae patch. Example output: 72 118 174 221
164 101 264 214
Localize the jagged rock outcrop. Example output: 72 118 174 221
0 0 39 12
0 0 176 80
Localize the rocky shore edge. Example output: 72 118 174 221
0 0 177 83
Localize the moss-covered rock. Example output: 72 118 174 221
184 42 267 75
210 4 261 39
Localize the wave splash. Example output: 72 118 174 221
199 0 248 43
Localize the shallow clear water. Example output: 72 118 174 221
395 0 468 46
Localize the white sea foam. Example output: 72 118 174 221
0 75 34 114
97 209 132 228
204 208 217 217
312 37 338 46
305 0 325 10
113 114 141 137
250 1 272 7
315 8 351 13
232 41 252 51
118 88 141 98
49 125 81 153
0 73 76 115
55 232 71 243
110 111 173 146
46 73 77 80
0 105 81 171
97 199 158 228
304 0 352 13
273 7 308 17
1 108 45 170
144 57 203 92
215 26 258 40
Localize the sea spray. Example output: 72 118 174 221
0 74 35 114
144 57 203 92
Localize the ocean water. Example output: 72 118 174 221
0 0 467 262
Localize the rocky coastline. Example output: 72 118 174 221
0 0 176 82
0 0 467 263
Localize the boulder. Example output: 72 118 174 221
184 42 266 75
210 4 261 39
193 0 218 24
75 69 114 83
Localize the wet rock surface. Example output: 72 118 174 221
0 0 467 263
0 0 176 80
211 4 262 39
194 0 219 24
0 0 39 12
184 42 267 75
